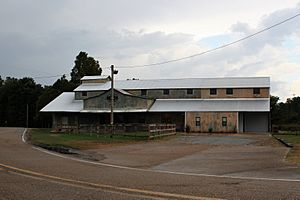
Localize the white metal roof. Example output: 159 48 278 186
80 109 148 113
81 75 109 80
40 92 82 112
149 98 270 112
74 77 270 91
41 92 269 113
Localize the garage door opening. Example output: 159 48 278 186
238 112 269 133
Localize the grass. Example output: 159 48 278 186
274 134 300 144
29 128 149 150
273 132 300 163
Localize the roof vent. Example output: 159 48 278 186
80 75 110 84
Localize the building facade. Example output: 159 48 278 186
41 76 270 133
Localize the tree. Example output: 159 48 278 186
0 76 3 87
270 95 280 124
70 51 102 85
0 77 43 127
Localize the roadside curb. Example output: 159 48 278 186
22 128 27 143
272 134 293 148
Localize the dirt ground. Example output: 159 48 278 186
77 134 211 168
76 134 280 164
69 133 300 179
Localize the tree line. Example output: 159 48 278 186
0 51 102 127
271 95 300 129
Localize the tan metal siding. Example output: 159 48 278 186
186 112 238 133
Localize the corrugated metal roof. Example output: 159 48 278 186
81 75 109 80
80 109 148 113
149 98 270 112
40 92 82 112
74 77 270 91
41 92 269 113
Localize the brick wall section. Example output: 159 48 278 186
186 112 238 133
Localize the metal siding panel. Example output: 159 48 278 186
149 99 270 112
244 113 269 132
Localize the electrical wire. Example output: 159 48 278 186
115 12 300 69
33 74 68 79
27 12 300 77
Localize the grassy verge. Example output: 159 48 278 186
29 128 149 150
273 133 300 163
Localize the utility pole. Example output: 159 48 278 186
110 65 118 137
26 104 29 128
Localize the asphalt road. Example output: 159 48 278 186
1 128 300 200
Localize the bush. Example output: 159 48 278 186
278 124 300 131
185 125 191 133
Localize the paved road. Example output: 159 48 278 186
1 128 300 199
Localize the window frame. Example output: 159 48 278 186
222 117 227 127
253 88 261 95
210 88 217 95
163 89 170 95
226 88 233 95
141 89 147 96
187 89 194 95
82 91 87 97
195 117 201 127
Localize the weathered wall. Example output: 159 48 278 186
75 91 105 100
84 90 154 110
201 88 269 98
127 89 202 99
81 78 109 84
75 87 269 100
145 112 185 131
186 112 237 133
52 113 79 132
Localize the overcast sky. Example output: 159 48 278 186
1 0 300 100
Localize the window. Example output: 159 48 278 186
141 89 147 96
187 89 193 95
222 117 227 127
226 88 233 95
210 88 217 95
82 91 87 97
163 89 169 95
195 117 201 127
61 116 68 125
253 88 260 95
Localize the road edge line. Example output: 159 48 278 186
0 162 220 200
32 146 300 183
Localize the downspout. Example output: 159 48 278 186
184 112 187 132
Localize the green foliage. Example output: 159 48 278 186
70 51 102 85
0 76 3 87
0 77 43 127
271 95 300 125
0 51 102 128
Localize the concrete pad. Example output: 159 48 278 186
77 133 300 180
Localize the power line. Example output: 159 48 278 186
116 12 300 69
33 74 68 79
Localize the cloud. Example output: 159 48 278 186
1 0 300 100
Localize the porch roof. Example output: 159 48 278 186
40 92 83 112
41 93 269 113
